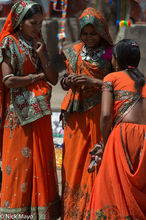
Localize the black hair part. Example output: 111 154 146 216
113 39 145 93
22 4 43 21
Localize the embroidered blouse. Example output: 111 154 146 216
0 34 52 128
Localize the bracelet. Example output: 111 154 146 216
61 77 69 90
2 74 14 83
28 74 35 83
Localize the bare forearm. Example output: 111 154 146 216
39 55 58 85
100 116 112 145
4 73 44 88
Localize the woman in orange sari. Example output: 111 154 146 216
60 7 113 219
0 1 60 219
86 39 146 219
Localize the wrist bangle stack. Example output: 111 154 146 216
28 74 35 83
2 74 14 83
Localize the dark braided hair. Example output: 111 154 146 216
113 39 145 94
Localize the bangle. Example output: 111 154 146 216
61 77 69 90
28 74 35 83
2 74 14 83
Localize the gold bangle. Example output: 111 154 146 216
28 74 35 83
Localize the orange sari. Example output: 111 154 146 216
61 8 113 217
0 4 60 219
86 71 146 220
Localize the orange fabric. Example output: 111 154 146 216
61 42 106 111
61 7 113 218
61 46 111 219
104 71 146 123
86 71 146 219
1 115 60 217
62 105 101 220
0 7 60 219
61 8 113 219
0 10 13 43
0 10 13 155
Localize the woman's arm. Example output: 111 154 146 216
100 90 113 145
33 39 58 86
2 58 45 88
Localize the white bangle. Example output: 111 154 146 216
2 74 14 83
28 74 35 83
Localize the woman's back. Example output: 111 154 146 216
123 97 146 124
110 71 146 125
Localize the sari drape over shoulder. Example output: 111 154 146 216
61 7 113 220
0 1 60 219
86 71 146 220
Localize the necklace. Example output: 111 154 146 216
80 45 105 62
17 32 39 69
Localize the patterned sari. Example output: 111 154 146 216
86 71 146 220
0 1 60 219
61 8 113 220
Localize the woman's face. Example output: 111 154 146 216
20 13 43 40
81 24 101 49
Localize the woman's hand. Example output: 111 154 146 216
33 38 58 86
33 38 44 58
65 73 77 87
71 74 103 87
73 74 95 86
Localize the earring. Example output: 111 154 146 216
19 24 22 31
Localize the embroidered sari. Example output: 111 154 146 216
86 71 146 220
61 8 113 220
0 1 60 219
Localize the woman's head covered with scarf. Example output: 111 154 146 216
0 0 42 44
79 7 113 46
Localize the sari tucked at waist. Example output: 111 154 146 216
86 71 146 220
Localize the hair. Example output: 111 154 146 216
14 4 43 32
113 39 145 93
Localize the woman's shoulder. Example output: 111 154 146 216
104 71 127 81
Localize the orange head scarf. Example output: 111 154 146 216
79 7 113 46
